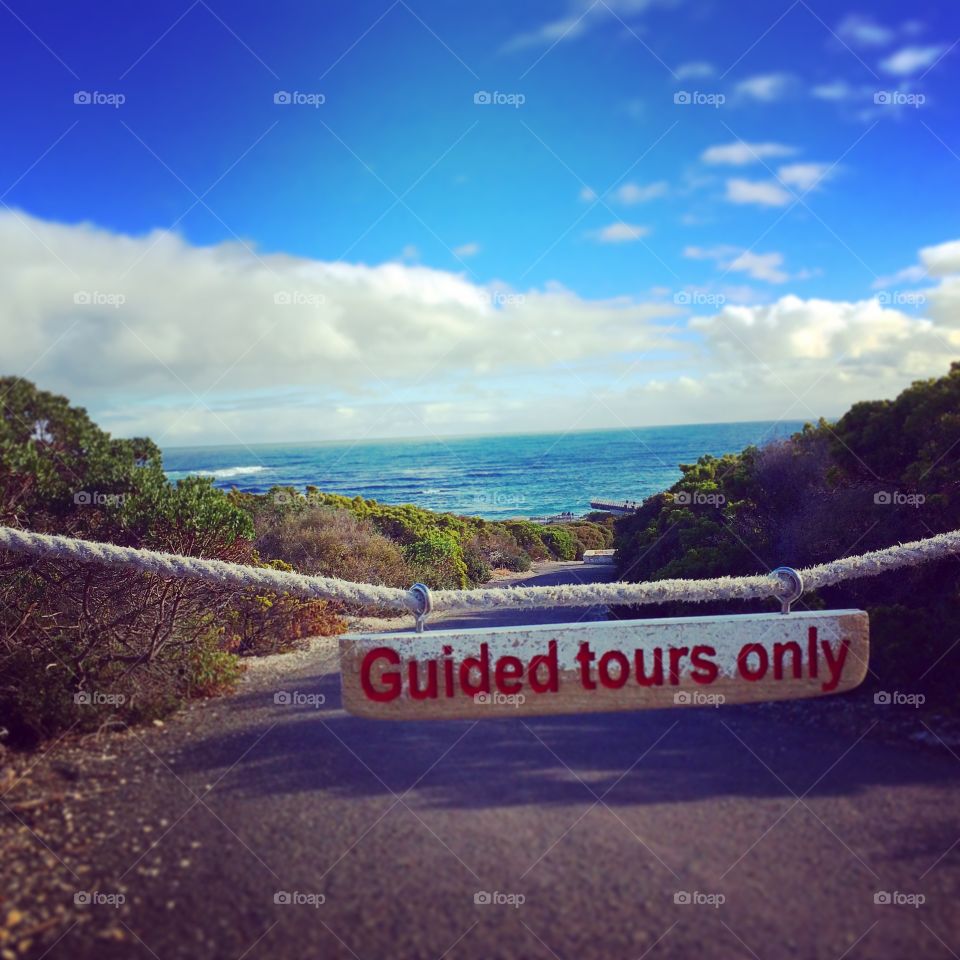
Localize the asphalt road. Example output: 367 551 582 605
48 563 960 960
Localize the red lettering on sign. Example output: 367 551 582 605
690 645 719 684
494 656 524 694
529 641 559 694
635 648 664 686
773 641 803 680
737 643 768 681
598 650 630 689
361 647 401 702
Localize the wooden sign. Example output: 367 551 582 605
339 610 869 720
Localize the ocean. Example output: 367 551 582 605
162 421 806 520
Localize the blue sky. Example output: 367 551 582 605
1 0 959 444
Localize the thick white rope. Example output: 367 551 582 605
0 526 418 612
432 528 960 612
1 524 959 617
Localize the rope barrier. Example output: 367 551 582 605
1 524 959 620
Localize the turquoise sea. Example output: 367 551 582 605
162 421 805 520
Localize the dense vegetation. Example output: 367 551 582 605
237 488 614 592
0 379 338 744
9 362 956 742
0 378 613 744
615 363 960 712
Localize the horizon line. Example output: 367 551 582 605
160 415 820 452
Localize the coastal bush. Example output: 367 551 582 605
503 519 551 560
463 527 531 573
0 380 344 745
540 527 578 561
564 523 610 554
286 489 588 583
250 501 415 589
614 363 960 712
222 560 345 656
404 529 469 589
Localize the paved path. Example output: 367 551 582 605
49 563 960 959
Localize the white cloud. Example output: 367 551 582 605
725 178 792 207
726 251 789 283
684 245 790 283
811 80 855 101
5 211 960 443
591 222 651 243
683 245 737 260
872 240 960 291
501 0 674 52
692 294 958 366
880 45 947 76
701 141 796 165
675 61 714 79
921 239 960 276
501 12 590 51
777 162 832 191
872 264 929 289
613 181 668 204
0 209 684 442
579 186 598 202
734 73 794 102
453 242 480 258
835 14 895 48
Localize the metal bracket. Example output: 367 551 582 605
771 566 804 615
409 583 432 633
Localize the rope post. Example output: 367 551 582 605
771 566 804 615
409 583 432 633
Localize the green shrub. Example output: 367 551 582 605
251 502 415 589
404 529 468 589
614 363 960 712
503 520 550 560
541 527 577 560
185 625 246 699
0 380 328 745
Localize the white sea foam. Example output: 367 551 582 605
195 465 268 479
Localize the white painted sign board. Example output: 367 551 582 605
339 610 869 720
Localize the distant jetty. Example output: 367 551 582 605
589 498 641 515
527 500 641 524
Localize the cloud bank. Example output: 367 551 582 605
1 211 958 445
